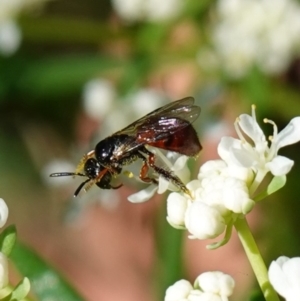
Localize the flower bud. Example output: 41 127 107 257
164 279 193 301
195 271 235 297
185 202 225 239
166 192 188 228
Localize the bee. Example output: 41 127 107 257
50 97 202 197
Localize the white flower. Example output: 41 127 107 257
0 199 8 228
0 252 8 289
82 79 116 120
198 160 254 185
268 256 300 301
164 279 193 301
218 106 300 179
211 0 300 78
197 174 254 214
165 272 235 301
185 201 226 239
0 20 21 56
195 271 235 297
111 0 183 22
166 158 254 239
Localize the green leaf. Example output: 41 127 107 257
10 242 83 301
0 292 12 301
254 175 286 202
11 278 30 301
0 225 17 256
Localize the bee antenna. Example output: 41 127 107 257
74 179 91 197
50 172 85 177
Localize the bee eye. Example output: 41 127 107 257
84 158 100 179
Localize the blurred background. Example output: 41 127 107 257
1 0 300 300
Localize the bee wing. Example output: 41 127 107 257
111 97 201 158
115 97 199 136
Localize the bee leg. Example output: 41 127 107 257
141 148 191 197
136 152 158 184
152 164 191 197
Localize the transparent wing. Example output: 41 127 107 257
111 97 201 159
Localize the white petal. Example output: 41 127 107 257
172 155 189 170
166 192 188 227
157 176 170 194
269 261 289 297
268 256 300 300
276 117 300 150
164 279 193 301
222 180 254 214
127 185 158 203
282 257 300 288
266 156 294 176
198 160 227 176
196 272 235 296
238 114 266 146
185 202 225 239
221 165 254 184
186 179 202 192
0 199 8 228
229 148 258 167
217 137 242 163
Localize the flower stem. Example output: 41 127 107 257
234 217 280 301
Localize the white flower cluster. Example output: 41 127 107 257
210 0 300 78
111 0 183 23
152 106 300 242
165 271 235 301
268 256 300 301
0 0 49 56
167 160 253 240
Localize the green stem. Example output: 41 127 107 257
234 217 280 301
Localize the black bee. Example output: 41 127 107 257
50 97 202 196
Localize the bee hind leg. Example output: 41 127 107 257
141 148 191 196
